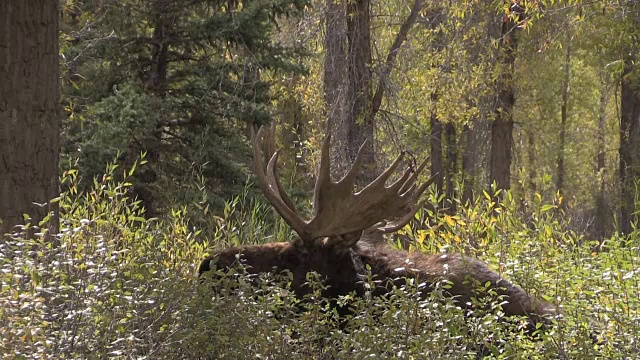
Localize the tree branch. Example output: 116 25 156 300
370 0 425 118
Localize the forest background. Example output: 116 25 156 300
51 0 640 237
1 0 640 358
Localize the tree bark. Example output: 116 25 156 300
490 118 514 191
619 3 640 235
430 98 444 195
445 122 457 212
345 0 375 184
527 130 537 195
323 0 349 176
325 0 423 183
619 54 640 235
595 75 610 238
0 1 61 237
557 37 571 195
462 124 476 203
489 12 518 191
147 3 170 95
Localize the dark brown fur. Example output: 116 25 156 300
198 238 556 326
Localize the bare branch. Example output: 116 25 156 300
370 0 425 118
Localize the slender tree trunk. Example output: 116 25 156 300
619 55 640 234
462 123 478 203
281 86 308 172
426 7 446 200
527 130 537 195
430 101 444 197
595 76 610 238
147 4 170 95
445 122 457 212
462 125 473 203
489 12 518 191
557 37 571 195
0 1 61 237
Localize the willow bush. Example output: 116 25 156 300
1 163 638 359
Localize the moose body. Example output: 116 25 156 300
199 124 556 330
199 238 555 326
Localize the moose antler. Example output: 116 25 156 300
252 124 434 243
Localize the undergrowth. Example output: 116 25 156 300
0 162 638 359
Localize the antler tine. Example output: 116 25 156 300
374 174 437 234
413 172 436 199
258 126 288 207
252 125 309 239
357 157 433 226
252 122 434 245
338 140 367 185
374 204 421 234
312 125 334 215
399 156 429 195
262 125 298 213
305 143 433 240
384 161 416 196
265 149 298 212
362 152 405 191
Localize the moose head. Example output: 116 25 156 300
199 124 556 326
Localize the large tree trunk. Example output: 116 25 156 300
619 55 640 235
490 118 514 191
345 0 375 184
325 0 423 183
323 0 349 176
489 13 518 191
135 1 175 217
0 1 61 237
619 4 640 235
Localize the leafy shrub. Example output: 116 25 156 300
1 163 638 359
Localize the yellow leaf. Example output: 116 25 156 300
445 215 455 226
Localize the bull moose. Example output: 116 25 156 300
198 124 557 329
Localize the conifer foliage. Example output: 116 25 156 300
61 0 307 213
